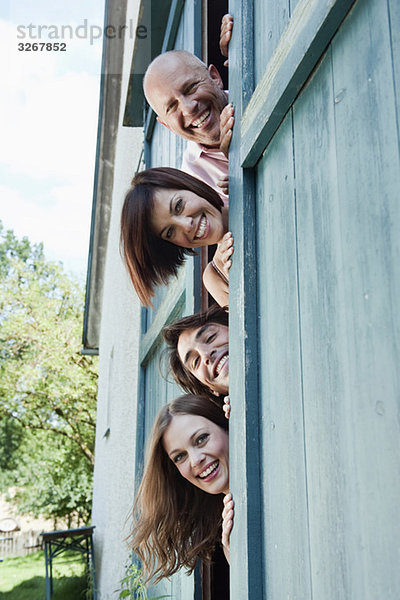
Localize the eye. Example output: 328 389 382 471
173 452 185 464
206 333 216 344
196 433 209 446
174 198 183 214
165 226 174 240
192 356 200 369
166 100 178 114
185 81 199 94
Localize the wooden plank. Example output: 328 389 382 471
293 47 352 598
139 267 186 365
228 1 264 599
328 3 400 595
123 0 174 127
256 112 312 598
388 0 400 125
142 322 187 600
144 0 185 141
254 0 290 83
240 0 356 168
160 0 186 53
294 0 400 596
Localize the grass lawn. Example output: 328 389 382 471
0 550 89 600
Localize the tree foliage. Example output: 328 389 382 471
12 430 94 525
0 222 98 522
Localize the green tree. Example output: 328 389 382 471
0 222 98 522
13 430 94 525
0 416 25 482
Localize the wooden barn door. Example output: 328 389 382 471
229 0 400 598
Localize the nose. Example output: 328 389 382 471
179 94 197 117
189 448 205 469
199 348 215 366
177 215 193 234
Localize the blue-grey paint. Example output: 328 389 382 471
230 0 400 597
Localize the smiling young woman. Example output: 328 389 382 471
129 394 233 583
120 167 233 307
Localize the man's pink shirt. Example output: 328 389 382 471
181 140 229 205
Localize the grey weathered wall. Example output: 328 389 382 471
90 0 143 597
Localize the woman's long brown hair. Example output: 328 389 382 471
129 394 228 582
120 167 224 306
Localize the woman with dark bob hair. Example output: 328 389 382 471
121 167 233 306
130 394 233 582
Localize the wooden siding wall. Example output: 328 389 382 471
230 0 400 597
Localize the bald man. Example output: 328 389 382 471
143 50 234 198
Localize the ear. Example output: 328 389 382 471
156 116 171 131
208 64 224 89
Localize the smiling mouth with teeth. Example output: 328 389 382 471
191 109 210 128
215 354 228 376
194 215 207 240
198 460 219 479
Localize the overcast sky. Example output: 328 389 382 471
1 0 105 279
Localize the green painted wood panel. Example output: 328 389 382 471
230 0 400 596
173 0 198 54
228 1 265 599
254 0 290 83
241 0 356 168
253 0 305 84
388 0 400 125
292 0 400 597
256 112 312 598
293 48 355 597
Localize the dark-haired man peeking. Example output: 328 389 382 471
163 304 229 398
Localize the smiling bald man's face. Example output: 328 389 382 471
144 53 228 148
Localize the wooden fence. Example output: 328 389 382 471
0 530 43 558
